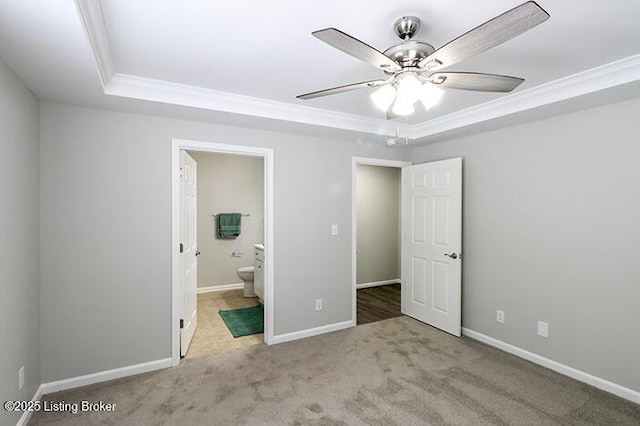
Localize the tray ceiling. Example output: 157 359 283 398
1 0 639 141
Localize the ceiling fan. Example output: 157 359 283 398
297 1 550 118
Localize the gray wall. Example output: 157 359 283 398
189 152 264 288
39 102 409 382
412 96 640 392
0 61 40 426
356 165 400 284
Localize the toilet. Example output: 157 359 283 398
236 266 255 297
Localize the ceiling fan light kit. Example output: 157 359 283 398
371 69 447 116
297 1 550 123
396 72 422 100
370 84 397 110
420 84 445 110
392 71 422 115
392 93 415 116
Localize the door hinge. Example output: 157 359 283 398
180 319 184 329
179 243 183 253
179 167 184 178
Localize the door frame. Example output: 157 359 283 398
351 157 411 325
171 138 275 365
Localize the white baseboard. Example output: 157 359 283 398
197 283 244 294
40 358 172 395
273 320 353 344
16 384 44 426
462 327 640 405
356 279 400 290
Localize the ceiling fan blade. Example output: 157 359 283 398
297 79 387 100
418 1 550 70
429 72 524 92
312 28 401 72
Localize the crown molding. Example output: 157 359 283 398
106 73 399 136
74 1 397 136
409 54 640 140
74 0 114 87
75 0 639 141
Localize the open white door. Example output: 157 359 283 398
180 151 198 356
401 158 462 336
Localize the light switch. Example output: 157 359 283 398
537 321 549 338
331 224 338 235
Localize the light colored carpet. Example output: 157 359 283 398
30 317 640 425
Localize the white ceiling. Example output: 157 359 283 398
1 0 639 142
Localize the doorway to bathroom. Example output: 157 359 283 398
351 158 409 326
171 139 274 366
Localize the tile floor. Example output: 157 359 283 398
183 289 264 360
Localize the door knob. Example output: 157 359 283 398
195 250 201 256
444 253 458 259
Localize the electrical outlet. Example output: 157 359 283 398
496 310 505 324
315 299 323 311
18 366 25 391
331 224 338 235
537 321 549 338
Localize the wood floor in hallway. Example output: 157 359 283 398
184 289 263 360
356 283 402 325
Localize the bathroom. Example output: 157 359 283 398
185 150 265 359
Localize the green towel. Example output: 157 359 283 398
217 213 242 239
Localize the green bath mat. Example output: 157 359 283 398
219 305 264 338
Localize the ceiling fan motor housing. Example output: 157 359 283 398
384 16 435 69
383 41 435 69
